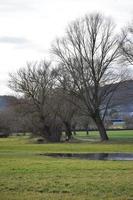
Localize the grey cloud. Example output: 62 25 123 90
0 36 30 45
0 36 46 53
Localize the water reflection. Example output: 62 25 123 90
41 153 133 160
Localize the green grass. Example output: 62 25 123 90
75 130 133 142
0 132 133 200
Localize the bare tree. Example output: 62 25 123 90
9 60 62 142
53 66 84 140
120 25 133 65
53 88 78 140
52 13 121 141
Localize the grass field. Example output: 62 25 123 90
0 131 133 200
74 130 133 142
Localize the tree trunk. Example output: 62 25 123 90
86 129 89 135
72 124 76 135
39 116 61 142
94 115 109 141
41 125 61 142
64 121 72 141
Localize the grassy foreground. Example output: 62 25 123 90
0 132 133 200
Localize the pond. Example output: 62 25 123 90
41 153 133 161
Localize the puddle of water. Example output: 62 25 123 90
41 153 133 161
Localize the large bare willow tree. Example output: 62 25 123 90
52 13 121 141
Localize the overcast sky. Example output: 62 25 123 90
0 0 133 95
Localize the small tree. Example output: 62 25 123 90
52 13 121 141
124 116 133 129
9 60 62 142
53 66 83 140
53 88 78 140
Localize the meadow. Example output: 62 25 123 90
0 130 133 200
